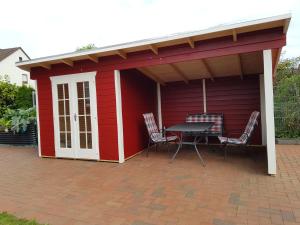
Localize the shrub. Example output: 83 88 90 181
3 107 36 133
0 81 18 116
15 85 34 109
0 118 11 132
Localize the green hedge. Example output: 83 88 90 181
274 56 300 138
274 75 300 138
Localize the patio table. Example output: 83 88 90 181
165 122 214 166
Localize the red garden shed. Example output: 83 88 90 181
16 14 291 175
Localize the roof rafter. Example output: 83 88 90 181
117 50 127 59
201 59 214 81
87 54 99 63
137 67 165 85
39 63 51 70
60 59 74 67
236 54 244 80
149 44 158 55
232 29 237 42
187 37 195 48
169 64 189 84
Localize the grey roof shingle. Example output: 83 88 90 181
0 47 20 62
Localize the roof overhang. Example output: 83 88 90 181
16 13 291 72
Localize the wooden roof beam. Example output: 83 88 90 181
39 63 51 70
137 67 165 85
61 59 73 67
117 50 127 59
187 37 195 48
237 54 244 80
169 64 189 84
87 54 99 63
149 44 158 55
232 29 237 42
201 59 214 81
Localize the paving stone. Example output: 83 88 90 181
174 174 192 180
132 221 154 225
228 193 242 205
257 207 281 215
148 203 167 211
213 218 236 225
151 187 165 197
281 210 296 222
185 189 196 198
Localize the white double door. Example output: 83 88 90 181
51 72 99 160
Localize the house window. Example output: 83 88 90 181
22 74 28 85
19 57 23 62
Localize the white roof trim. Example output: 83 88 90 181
16 13 291 68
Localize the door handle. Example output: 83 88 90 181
74 113 77 122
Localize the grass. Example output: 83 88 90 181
0 212 47 225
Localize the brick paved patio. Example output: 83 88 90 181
0 145 299 225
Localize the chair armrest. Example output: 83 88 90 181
149 131 162 137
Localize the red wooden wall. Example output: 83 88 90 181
206 75 261 144
161 75 261 144
96 70 119 160
36 75 55 156
32 63 120 161
120 69 156 158
161 80 203 126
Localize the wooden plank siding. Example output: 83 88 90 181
206 75 261 144
120 69 157 158
161 75 261 144
36 75 55 156
96 70 119 160
161 80 204 126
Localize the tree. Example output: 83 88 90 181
76 44 96 51
275 56 300 85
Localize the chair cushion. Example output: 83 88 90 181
143 113 161 141
166 135 178 142
218 136 244 145
186 114 223 135
244 111 260 137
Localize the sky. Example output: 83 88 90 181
1 0 299 60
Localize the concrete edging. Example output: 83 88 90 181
276 138 300 145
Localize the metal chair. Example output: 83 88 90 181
218 111 260 159
143 113 178 156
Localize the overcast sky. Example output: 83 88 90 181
1 0 299 59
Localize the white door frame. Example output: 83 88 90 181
50 71 100 160
35 81 42 157
114 70 125 163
